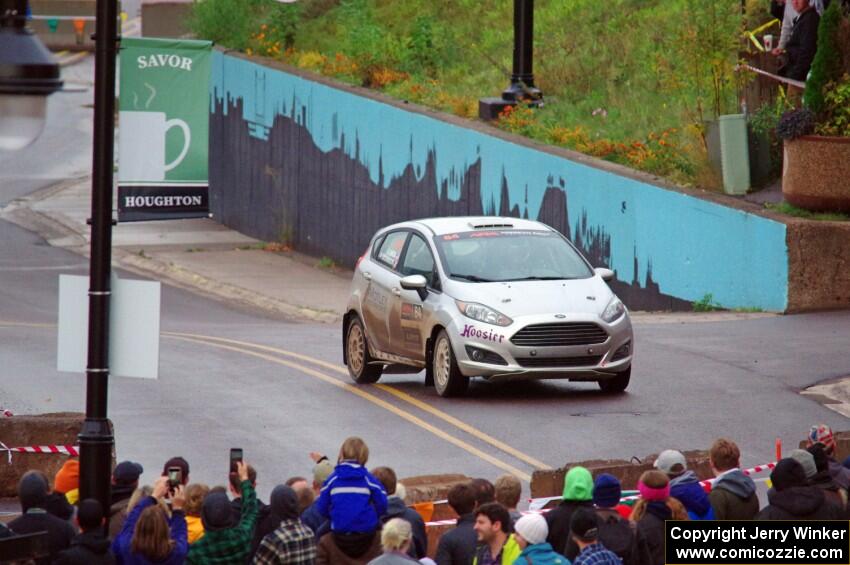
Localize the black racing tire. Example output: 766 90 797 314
345 316 383 384
431 330 469 397
598 367 631 393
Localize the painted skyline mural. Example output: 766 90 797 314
210 52 789 311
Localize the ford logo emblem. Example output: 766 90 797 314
554 314 566 319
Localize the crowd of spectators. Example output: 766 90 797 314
2 426 850 565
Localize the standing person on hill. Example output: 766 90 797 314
654 450 714 520
435 482 478 565
777 0 821 83
471 502 520 565
513 513 569 565
55 499 115 565
372 466 427 559
630 470 689 565
112 476 189 565
707 438 759 520
315 437 387 564
188 460 259 564
545 466 594 557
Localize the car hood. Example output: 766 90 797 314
445 277 613 318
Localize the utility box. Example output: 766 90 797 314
28 0 96 51
706 114 751 195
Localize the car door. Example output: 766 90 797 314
389 232 439 361
361 230 409 354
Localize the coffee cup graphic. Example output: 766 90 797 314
119 111 191 182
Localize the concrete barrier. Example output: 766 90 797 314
0 413 113 498
530 451 712 500
786 220 850 312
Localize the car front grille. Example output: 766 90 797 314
510 322 608 347
515 355 603 368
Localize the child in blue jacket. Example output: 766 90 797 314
315 437 388 534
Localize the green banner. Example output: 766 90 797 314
118 37 212 221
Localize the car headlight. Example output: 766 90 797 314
601 296 626 323
455 300 513 327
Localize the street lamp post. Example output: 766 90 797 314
0 0 63 149
479 0 543 121
78 0 118 516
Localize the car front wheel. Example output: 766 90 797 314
346 316 383 384
432 330 468 397
598 367 630 393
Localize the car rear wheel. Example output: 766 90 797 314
598 367 630 393
346 316 383 384
432 330 468 397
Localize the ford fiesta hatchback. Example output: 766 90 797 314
342 217 634 397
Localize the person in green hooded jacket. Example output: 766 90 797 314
545 467 594 556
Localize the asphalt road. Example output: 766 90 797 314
2 57 849 503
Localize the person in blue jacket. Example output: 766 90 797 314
112 476 188 565
315 436 388 558
654 450 714 520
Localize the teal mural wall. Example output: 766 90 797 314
210 51 789 311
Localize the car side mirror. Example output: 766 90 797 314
595 267 615 282
400 274 429 301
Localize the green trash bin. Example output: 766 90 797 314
705 114 751 195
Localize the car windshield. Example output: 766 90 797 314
434 230 594 282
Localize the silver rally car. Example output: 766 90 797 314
343 217 634 397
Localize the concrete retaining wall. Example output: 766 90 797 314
786 220 850 312
209 50 791 311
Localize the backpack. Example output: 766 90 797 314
596 509 640 565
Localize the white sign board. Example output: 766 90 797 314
57 274 161 379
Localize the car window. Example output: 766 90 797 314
399 234 436 287
375 231 408 270
434 230 593 282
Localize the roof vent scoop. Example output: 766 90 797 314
469 222 514 229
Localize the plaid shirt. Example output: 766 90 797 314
188 480 258 564
573 543 623 565
252 519 317 565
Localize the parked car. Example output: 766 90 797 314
342 217 633 397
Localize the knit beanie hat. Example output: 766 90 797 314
54 460 80 495
770 458 807 492
19 472 49 512
201 492 234 531
807 424 836 453
789 449 817 479
562 466 593 501
515 513 548 545
592 474 622 508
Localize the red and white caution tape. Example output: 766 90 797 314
426 461 777 527
737 64 806 89
0 442 79 463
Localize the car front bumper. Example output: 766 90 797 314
450 313 633 381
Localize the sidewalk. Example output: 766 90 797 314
1 177 351 323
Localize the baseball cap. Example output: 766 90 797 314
113 461 144 485
654 450 687 476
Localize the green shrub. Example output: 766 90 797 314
188 0 263 50
816 74 850 136
804 1 844 113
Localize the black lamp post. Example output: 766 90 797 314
479 0 543 121
0 0 118 517
0 0 63 150
78 0 119 518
